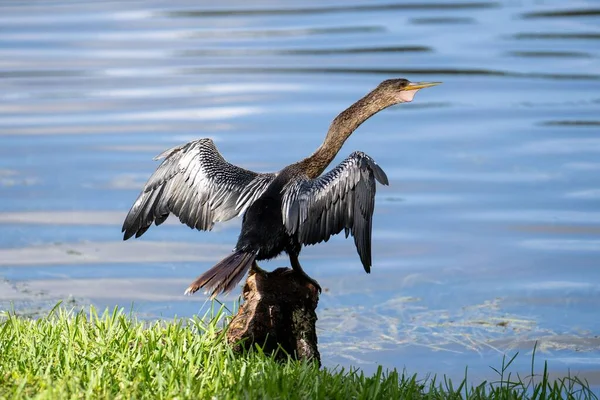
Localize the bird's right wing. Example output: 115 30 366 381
282 151 388 272
122 138 275 240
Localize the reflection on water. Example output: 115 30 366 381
165 1 500 18
508 50 592 59
1 0 599 390
542 120 600 126
180 45 433 56
410 16 475 24
522 8 600 19
513 32 600 40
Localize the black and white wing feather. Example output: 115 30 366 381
122 139 275 240
282 151 388 272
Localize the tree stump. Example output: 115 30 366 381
226 262 321 366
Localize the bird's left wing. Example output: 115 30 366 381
282 151 388 272
122 138 275 240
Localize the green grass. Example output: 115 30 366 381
0 305 597 399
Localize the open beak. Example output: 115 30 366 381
405 81 442 90
398 81 441 102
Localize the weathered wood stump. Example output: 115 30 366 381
226 262 321 365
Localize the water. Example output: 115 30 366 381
1 0 599 389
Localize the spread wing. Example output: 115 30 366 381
282 151 388 272
122 138 275 240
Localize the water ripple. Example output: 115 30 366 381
508 50 592 59
0 241 229 266
410 17 474 24
520 239 600 252
166 2 499 18
522 8 600 19
0 26 385 42
565 190 600 200
182 67 600 81
515 138 600 154
0 106 260 127
541 120 600 126
0 70 86 79
513 32 600 40
180 46 432 57
463 210 600 224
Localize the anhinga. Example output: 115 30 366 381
122 79 440 297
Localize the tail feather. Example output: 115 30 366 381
185 250 255 298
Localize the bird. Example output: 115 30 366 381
121 78 441 298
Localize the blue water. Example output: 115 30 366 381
1 0 599 391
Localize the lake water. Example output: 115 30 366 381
1 0 599 391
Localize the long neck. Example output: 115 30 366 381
299 88 393 178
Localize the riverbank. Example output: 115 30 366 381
0 305 595 399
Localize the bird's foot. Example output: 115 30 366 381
285 268 321 294
249 261 267 274
306 276 322 294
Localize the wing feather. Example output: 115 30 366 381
122 138 275 240
282 152 388 273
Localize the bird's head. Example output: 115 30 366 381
376 78 441 104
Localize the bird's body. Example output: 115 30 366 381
237 169 299 261
122 79 440 297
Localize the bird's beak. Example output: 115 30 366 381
405 81 442 90
397 81 441 102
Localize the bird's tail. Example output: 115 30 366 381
184 250 256 298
